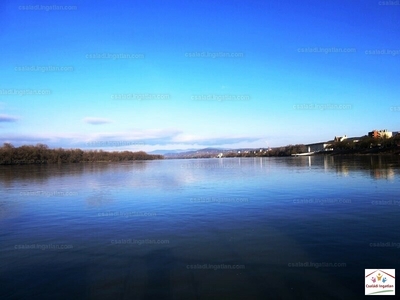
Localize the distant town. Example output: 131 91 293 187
164 129 400 159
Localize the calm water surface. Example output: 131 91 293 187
1 156 400 299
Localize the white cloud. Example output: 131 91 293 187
0 114 18 123
83 117 112 125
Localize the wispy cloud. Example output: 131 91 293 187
0 129 182 149
83 117 112 125
0 129 266 151
84 129 182 146
172 134 260 146
0 133 84 147
0 114 18 123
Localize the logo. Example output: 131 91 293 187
365 269 395 295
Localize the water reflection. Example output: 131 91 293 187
1 157 399 299
0 199 20 220
0 162 148 187
323 155 399 180
280 155 400 180
86 190 116 207
1 156 399 193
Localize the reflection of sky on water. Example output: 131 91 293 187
1 156 399 192
0 157 396 223
0 199 20 221
1 156 399 212
1 157 399 298
280 155 400 180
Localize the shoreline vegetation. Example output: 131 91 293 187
0 143 163 165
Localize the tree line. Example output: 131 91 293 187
0 143 163 165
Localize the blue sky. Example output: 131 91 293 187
1 0 399 152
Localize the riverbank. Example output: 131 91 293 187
314 147 400 156
0 143 163 165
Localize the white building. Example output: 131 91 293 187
334 135 347 142
305 142 331 153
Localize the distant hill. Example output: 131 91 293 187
162 148 229 159
149 149 198 155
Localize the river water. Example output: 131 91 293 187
1 156 399 299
